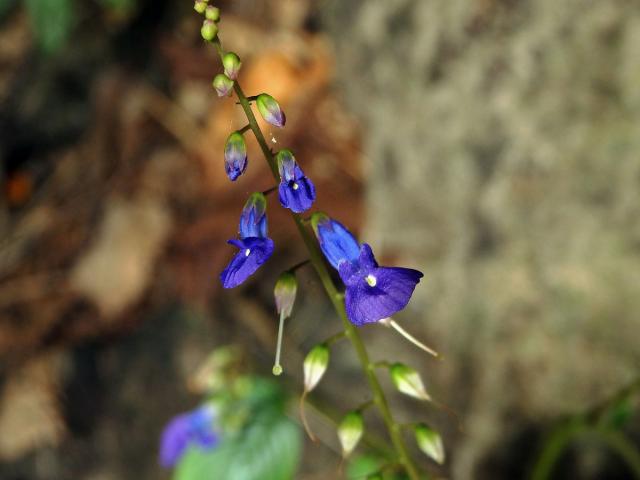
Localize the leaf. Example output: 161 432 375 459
175 414 301 480
25 0 74 53
602 397 634 429
0 0 18 21
346 454 383 478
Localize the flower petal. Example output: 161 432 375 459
344 265 423 326
238 193 268 239
159 405 218 468
159 413 191 467
220 237 274 288
278 176 316 213
313 216 360 270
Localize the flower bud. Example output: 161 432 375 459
414 423 445 464
222 52 242 80
256 93 286 127
337 411 364 458
239 192 267 239
194 0 207 14
389 363 431 401
200 19 218 42
274 272 297 318
303 344 329 392
205 5 220 22
224 131 247 181
212 73 234 97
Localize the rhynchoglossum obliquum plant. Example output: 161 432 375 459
172 4 451 478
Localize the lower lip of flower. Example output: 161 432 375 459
365 274 377 287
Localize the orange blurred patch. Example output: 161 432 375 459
5 171 33 207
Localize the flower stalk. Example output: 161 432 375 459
210 39 423 480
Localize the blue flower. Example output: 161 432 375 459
220 193 274 288
311 213 360 270
339 244 423 326
277 149 316 213
159 405 218 468
224 131 248 181
311 213 423 326
238 192 267 239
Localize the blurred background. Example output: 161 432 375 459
1 0 640 479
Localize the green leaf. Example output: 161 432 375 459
0 0 18 21
175 414 301 480
602 397 635 429
346 454 383 478
25 0 74 53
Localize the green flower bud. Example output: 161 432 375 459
337 411 364 458
201 19 218 42
256 93 286 127
212 73 234 97
389 363 431 401
205 5 220 21
194 0 207 14
414 423 445 464
303 344 329 392
222 52 242 80
274 272 298 318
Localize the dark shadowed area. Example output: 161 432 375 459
1 0 639 479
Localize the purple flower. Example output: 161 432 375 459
311 213 360 270
256 93 286 127
311 213 423 326
220 237 275 288
339 244 423 326
224 131 248 181
159 405 218 468
220 193 274 288
277 149 316 213
238 192 267 239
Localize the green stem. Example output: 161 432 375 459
531 420 640 480
213 40 423 480
530 419 586 480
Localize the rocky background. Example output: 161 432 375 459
323 0 640 478
1 0 639 479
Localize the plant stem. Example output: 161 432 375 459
213 40 423 480
531 419 640 480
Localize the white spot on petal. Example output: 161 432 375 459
365 274 377 287
245 249 251 257
292 182 299 190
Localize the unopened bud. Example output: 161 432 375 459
389 363 431 401
201 19 218 42
414 423 445 464
303 344 329 392
222 52 242 80
194 0 207 14
256 93 286 128
205 5 220 21
274 272 298 318
212 73 234 97
337 411 364 458
224 131 247 181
